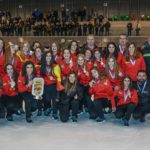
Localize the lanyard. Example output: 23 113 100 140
130 58 136 65
83 66 87 74
23 51 29 56
124 89 129 102
9 75 13 82
109 70 115 79
137 81 147 93
0 49 3 56
28 75 33 81
11 56 14 65
46 66 51 74
119 46 124 54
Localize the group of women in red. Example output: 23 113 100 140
0 35 147 126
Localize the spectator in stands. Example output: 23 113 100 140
83 23 88 36
104 19 111 36
94 22 99 36
99 22 104 36
135 20 141 36
32 9 43 21
127 22 133 36
88 22 94 34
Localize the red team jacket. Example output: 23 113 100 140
112 88 138 108
42 65 57 86
0 54 5 76
18 75 33 93
57 59 76 80
30 57 41 77
116 52 123 67
89 78 114 101
107 67 124 89
77 66 91 86
122 55 146 81
94 58 106 74
2 74 18 96
16 53 31 73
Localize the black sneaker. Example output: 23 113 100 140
72 116 77 122
89 114 97 120
107 108 112 113
96 117 105 122
53 114 58 120
44 109 50 116
15 110 21 116
20 108 25 114
84 107 89 112
26 117 32 123
6 116 13 121
37 110 42 116
123 119 129 126
140 117 145 123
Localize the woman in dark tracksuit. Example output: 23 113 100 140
2 64 20 121
59 72 83 122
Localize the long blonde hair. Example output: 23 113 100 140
105 56 119 79
5 43 17 67
64 72 78 95
91 66 105 84
124 42 140 61
76 53 87 72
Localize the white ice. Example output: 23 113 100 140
0 112 149 150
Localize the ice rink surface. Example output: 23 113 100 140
0 112 149 150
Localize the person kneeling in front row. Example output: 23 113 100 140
59 72 83 122
133 70 150 122
112 76 138 126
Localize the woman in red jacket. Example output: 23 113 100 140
18 61 38 123
76 54 92 115
104 42 123 67
51 42 61 63
2 64 19 121
30 47 43 76
68 40 79 61
112 76 138 126
93 49 106 74
57 49 76 81
105 57 124 90
5 43 19 72
31 41 41 52
40 51 63 119
84 49 94 72
0 38 5 76
89 67 114 122
122 43 146 82
16 41 33 73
